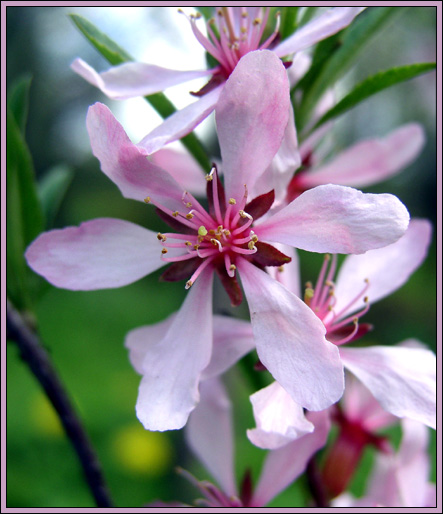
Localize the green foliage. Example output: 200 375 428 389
69 14 211 172
310 62 436 133
37 165 74 229
8 74 33 135
296 7 405 131
279 7 299 40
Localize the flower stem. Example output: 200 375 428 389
306 455 330 507
6 299 114 508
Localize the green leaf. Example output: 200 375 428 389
38 165 74 228
7 108 45 309
310 62 436 133
279 7 299 40
69 14 211 172
297 7 404 131
194 6 214 20
7 74 33 135
297 7 319 28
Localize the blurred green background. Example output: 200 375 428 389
7 6 436 508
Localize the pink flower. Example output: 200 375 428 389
333 418 436 507
71 7 365 154
26 51 410 431
180 378 331 507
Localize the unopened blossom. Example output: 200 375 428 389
72 6 365 154
178 378 331 507
333 418 436 507
26 51 410 431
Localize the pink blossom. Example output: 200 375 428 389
26 51 410 431
333 418 436 507
180 378 331 507
71 7 365 154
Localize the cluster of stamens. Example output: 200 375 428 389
302 254 371 345
145 167 259 289
179 7 280 78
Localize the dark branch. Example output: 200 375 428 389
6 299 114 508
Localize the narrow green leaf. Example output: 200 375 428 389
7 108 45 309
297 7 319 28
297 7 404 130
310 62 436 133
194 6 213 20
69 14 211 171
7 74 33 135
38 165 74 228
279 7 299 40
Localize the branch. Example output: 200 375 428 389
6 299 114 508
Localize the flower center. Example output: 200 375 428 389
180 7 280 80
303 255 371 345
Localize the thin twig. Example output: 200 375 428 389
306 455 330 508
6 299 114 508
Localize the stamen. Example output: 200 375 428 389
211 238 223 251
157 233 167 242
304 287 314 306
144 196 151 203
161 248 168 254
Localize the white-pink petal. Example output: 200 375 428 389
274 7 366 58
340 345 436 429
238 260 344 411
201 316 255 380
135 268 213 431
266 245 301 299
25 218 163 290
71 58 212 100
216 50 290 202
299 124 425 189
247 381 314 450
87 103 186 211
185 378 237 498
137 85 223 155
254 184 410 254
252 410 331 507
333 218 432 315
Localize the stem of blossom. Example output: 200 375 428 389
306 455 330 508
6 299 114 508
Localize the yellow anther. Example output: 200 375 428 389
186 213 194 220
185 280 193 289
278 266 284 272
304 287 314 305
172 211 179 217
251 235 258 243
157 233 167 242
161 248 168 255
209 229 216 235
229 198 237 205
223 229 231 237
253 17 261 25
144 196 151 203
324 254 331 261
229 264 237 271
241 26 247 33
239 210 246 218
353 317 358 324
185 241 192 247
364 278 370 283
205 174 213 181
198 226 208 237
185 202 192 208
248 241 256 250
364 296 369 303
241 11 248 18
305 281 313 289
194 244 200 250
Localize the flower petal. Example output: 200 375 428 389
185 378 237 497
255 184 410 254
274 7 366 57
135 268 213 431
150 148 206 196
71 58 212 99
216 50 290 202
300 124 425 189
247 381 314 450
238 259 344 411
137 85 223 155
266 245 301 299
333 218 432 315
201 316 255 380
25 218 163 290
340 344 436 428
252 410 330 507
87 103 186 211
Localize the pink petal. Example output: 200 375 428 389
333 218 432 315
150 148 206 196
300 124 425 189
25 218 163 290
87 103 186 211
340 345 436 429
274 7 366 58
71 58 212 99
238 260 344 411
201 316 255 380
185 378 237 497
252 410 331 507
254 184 410 254
216 50 290 202
125 314 175 375
135 268 213 431
247 382 314 450
251 104 301 203
266 245 301 299
137 85 223 155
